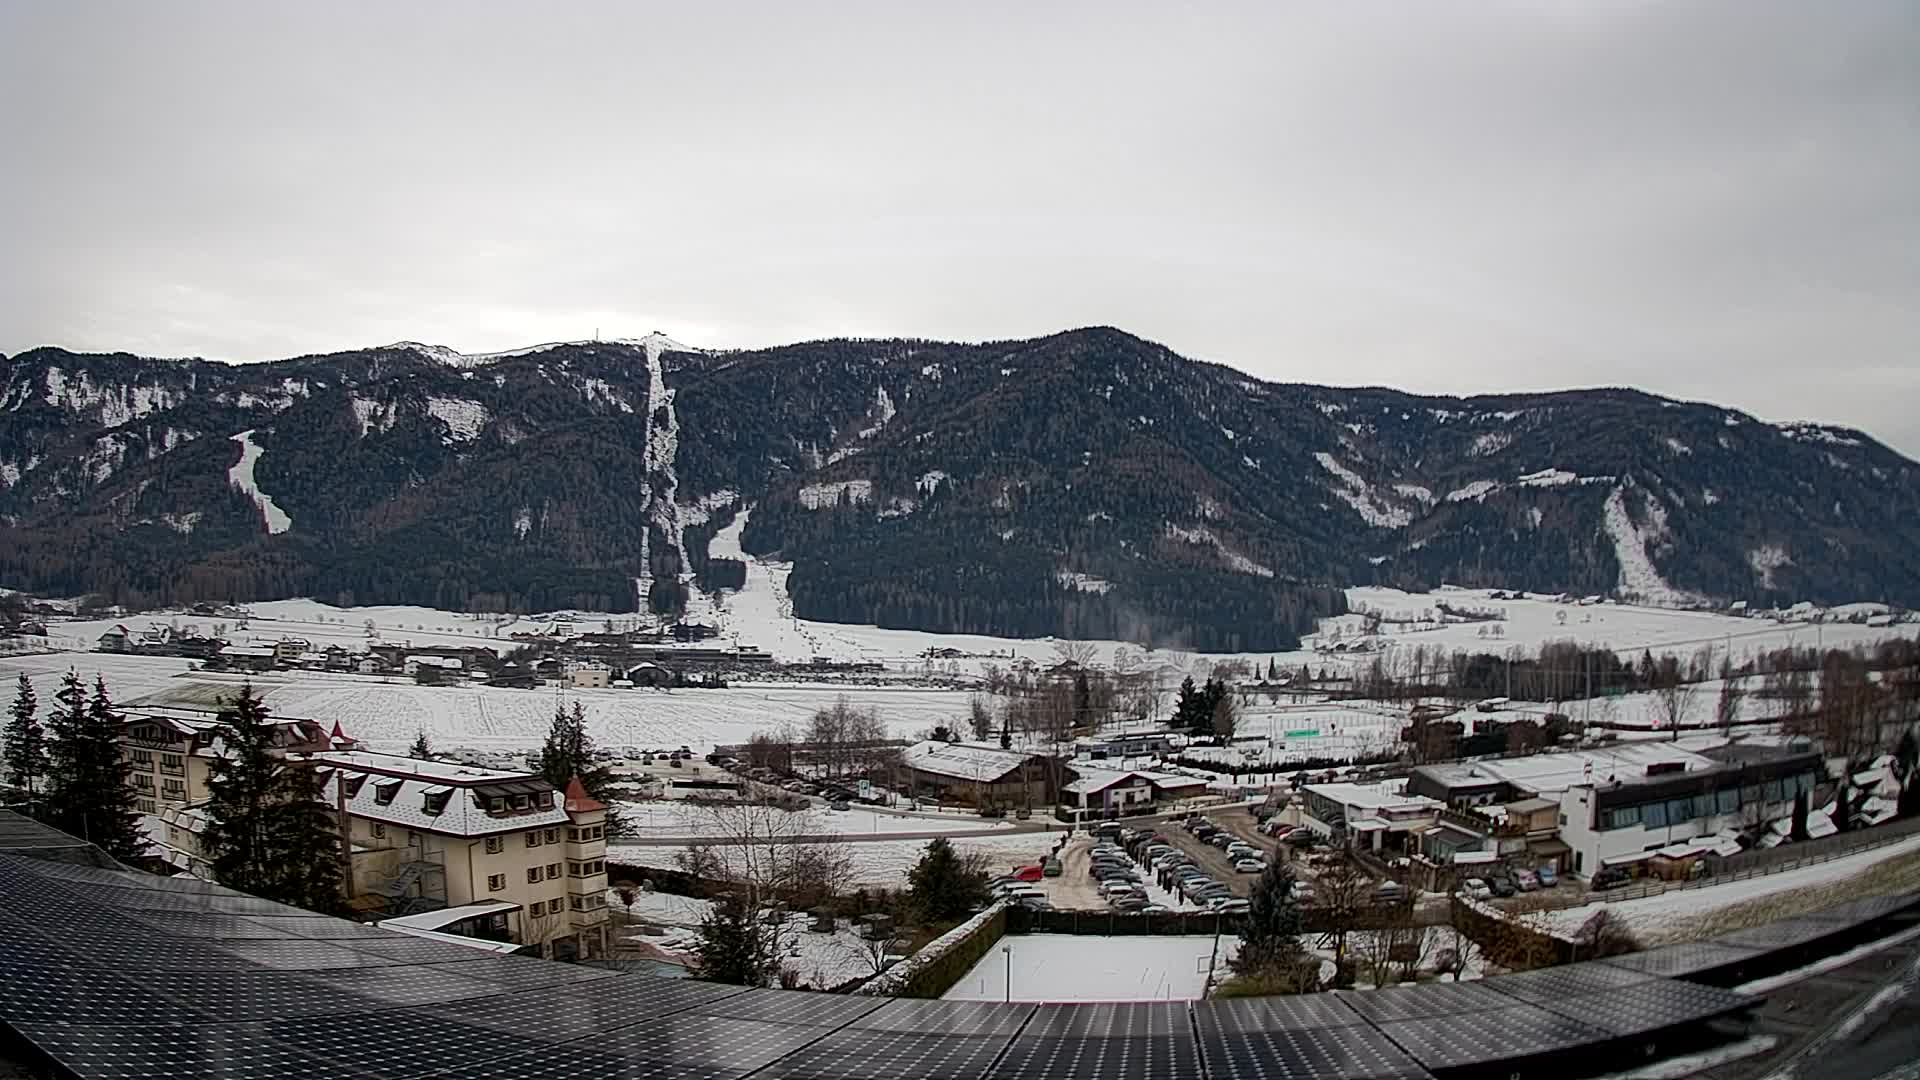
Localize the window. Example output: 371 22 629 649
543 829 559 844
529 901 543 916
537 793 554 809
1665 798 1693 824
160 754 184 771
570 895 585 911
131 750 154 767
1642 801 1668 829
371 823 385 839
568 860 582 877
134 774 155 791
136 799 155 814
545 863 560 880
1558 813 1567 827
512 795 531 810
162 780 184 797
422 790 450 816
489 797 507 813
485 837 504 855
526 868 541 885
406 831 419 847
526 832 541 848
487 874 505 892
1715 789 1738 815
567 828 583 842
375 781 401 806
590 825 603 841
1742 784 1762 806
1763 779 1784 802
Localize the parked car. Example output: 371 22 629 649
829 800 851 811
1513 869 1541 892
1012 865 1045 883
1537 865 1559 888
1590 866 1632 890
1234 859 1265 874
1215 899 1251 914
1042 859 1063 877
1138 904 1171 915
1459 878 1493 901
1016 897 1053 912
1489 876 1517 898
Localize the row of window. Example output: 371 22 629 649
568 859 605 877
1599 773 1816 831
125 751 185 770
568 825 606 842
527 829 561 848
487 794 555 813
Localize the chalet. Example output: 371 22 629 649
406 655 464 676
272 638 310 665
1062 768 1210 815
568 666 609 690
97 625 133 653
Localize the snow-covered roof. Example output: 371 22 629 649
378 900 519 931
1304 780 1438 813
314 751 570 837
900 742 1035 782
1419 743 1723 795
1063 769 1145 796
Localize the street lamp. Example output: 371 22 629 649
1002 944 1013 1003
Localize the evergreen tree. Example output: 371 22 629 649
3 673 47 809
201 684 343 911
43 672 141 860
688 892 768 985
1267 658 1278 681
1298 664 1311 686
408 729 432 760
1235 861 1304 978
535 702 624 834
1172 677 1201 730
929 724 956 744
907 836 988 923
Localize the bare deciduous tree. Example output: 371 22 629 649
674 802 855 981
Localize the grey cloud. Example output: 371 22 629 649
3 1 1916 455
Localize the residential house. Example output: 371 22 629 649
96 625 132 653
1299 781 1444 855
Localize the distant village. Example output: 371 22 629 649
86 607 800 691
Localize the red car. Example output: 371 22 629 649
1011 864 1045 883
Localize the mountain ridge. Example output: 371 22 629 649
4 327 1916 650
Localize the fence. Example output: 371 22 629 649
1494 814 1920 913
857 904 1009 999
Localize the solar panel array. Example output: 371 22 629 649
0 837 1799 1080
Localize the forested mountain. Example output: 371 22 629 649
4 328 1917 651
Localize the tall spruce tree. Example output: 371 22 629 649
43 672 141 860
688 892 768 985
1235 861 1304 978
3 673 47 810
536 702 623 834
907 836 988 923
408 729 432 760
201 685 344 911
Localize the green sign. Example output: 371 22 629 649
1283 729 1321 739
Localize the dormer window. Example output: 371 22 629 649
422 786 451 816
536 793 553 809
374 780 402 806
343 776 367 800
512 795 531 811
488 797 507 813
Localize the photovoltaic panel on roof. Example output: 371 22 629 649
848 998 1037 1036
1195 993 1367 1034
755 1028 1023 1080
1599 940 1763 980
694 987 890 1028
1527 979 1755 1038
1376 1005 1614 1071
1200 1025 1434 1080
989 1034 1205 1080
1334 980 1516 1024
1481 960 1657 1006
13 1020 345 1080
1021 1001 1192 1039
1716 917 1837 951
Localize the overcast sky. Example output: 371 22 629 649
4 2 1916 456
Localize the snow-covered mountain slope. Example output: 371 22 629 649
3 327 1917 648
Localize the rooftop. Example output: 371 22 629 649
900 741 1036 782
312 749 535 785
1304 780 1441 813
1416 743 1723 795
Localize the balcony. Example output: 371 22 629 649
159 762 185 778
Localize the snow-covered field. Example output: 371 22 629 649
944 934 1228 1002
616 799 1024 841
607 889 891 989
612 831 1061 888
0 652 975 756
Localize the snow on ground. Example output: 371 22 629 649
36 598 564 656
604 889 885 989
615 799 1021 840
1535 832 1920 944
944 934 1229 1002
613 831 1061 888
226 430 291 534
1212 703 1406 763
1335 587 1918 670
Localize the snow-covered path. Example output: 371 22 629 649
227 430 291 534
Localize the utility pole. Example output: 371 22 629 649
335 766 355 904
